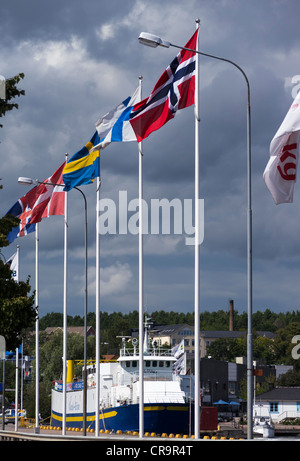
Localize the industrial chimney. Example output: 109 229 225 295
229 300 234 331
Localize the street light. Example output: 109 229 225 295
139 28 253 439
18 176 89 436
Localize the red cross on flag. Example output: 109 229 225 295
264 92 300 204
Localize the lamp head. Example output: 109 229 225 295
18 177 39 186
138 32 171 48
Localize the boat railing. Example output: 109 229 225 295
119 347 174 357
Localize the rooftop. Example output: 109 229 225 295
255 387 300 401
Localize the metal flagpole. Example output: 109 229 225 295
35 222 40 433
16 245 20 282
15 347 19 431
138 75 144 439
95 175 101 436
194 19 201 440
15 246 20 432
21 340 23 417
62 153 68 435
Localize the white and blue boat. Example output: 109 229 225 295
51 318 199 434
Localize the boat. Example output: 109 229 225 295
1 407 27 424
253 407 275 438
51 317 217 434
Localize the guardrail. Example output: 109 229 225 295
0 429 86 441
0 429 121 441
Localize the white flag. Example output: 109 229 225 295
7 251 18 281
172 339 185 359
263 91 300 204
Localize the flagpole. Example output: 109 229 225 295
21 340 24 416
194 19 201 440
16 245 20 282
15 245 20 432
15 346 19 432
35 222 40 434
62 153 68 435
138 75 144 439
95 174 101 436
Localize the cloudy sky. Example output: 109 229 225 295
1 0 300 320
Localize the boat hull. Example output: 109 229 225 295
51 401 194 434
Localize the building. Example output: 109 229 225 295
146 324 275 357
200 357 246 407
254 387 300 423
44 326 95 337
147 324 195 353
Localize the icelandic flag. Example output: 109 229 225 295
129 29 199 142
6 162 65 243
89 86 140 152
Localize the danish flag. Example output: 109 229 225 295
6 162 65 243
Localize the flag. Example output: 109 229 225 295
6 162 65 243
90 87 140 151
7 251 18 281
63 131 100 191
64 88 141 191
129 29 199 142
172 339 185 359
263 91 300 204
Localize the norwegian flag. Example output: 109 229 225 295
6 162 66 243
130 29 199 142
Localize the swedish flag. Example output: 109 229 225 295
63 131 100 191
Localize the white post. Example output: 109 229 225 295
62 154 68 435
35 223 40 433
194 19 201 440
95 175 101 436
21 340 23 416
16 245 20 283
15 347 19 432
138 75 144 439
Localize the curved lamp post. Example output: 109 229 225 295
138 29 253 439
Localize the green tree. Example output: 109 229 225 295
253 336 276 363
273 322 300 365
38 331 95 384
0 72 34 349
0 215 36 349
0 73 25 128
207 338 247 361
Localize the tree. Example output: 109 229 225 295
38 331 95 384
0 214 36 349
273 322 300 365
0 73 25 128
207 337 247 361
0 257 36 349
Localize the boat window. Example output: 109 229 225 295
152 361 157 367
145 361 150 367
125 361 130 367
166 362 170 367
132 361 137 368
159 361 164 367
